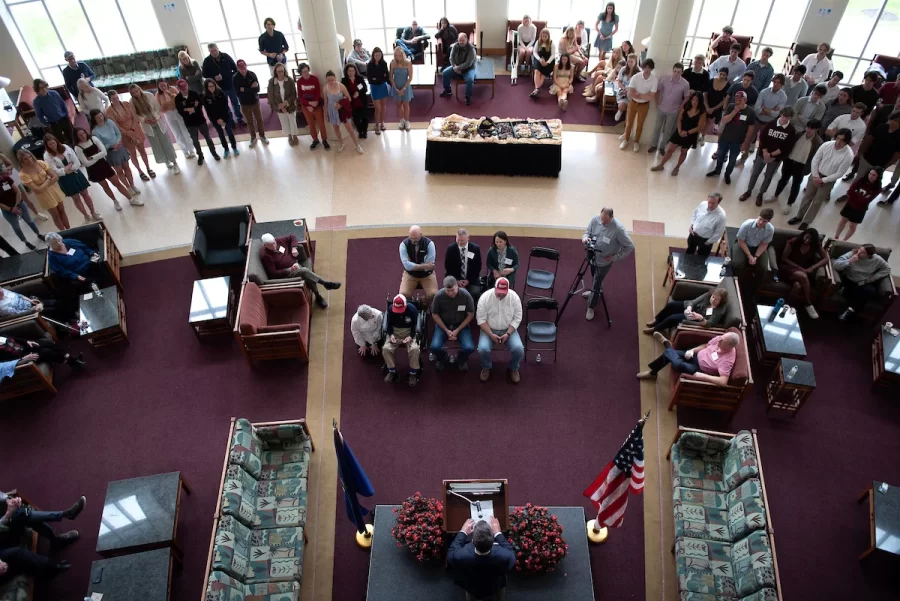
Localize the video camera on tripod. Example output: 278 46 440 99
555 236 612 327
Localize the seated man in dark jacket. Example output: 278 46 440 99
444 228 483 300
448 517 516 601
259 233 341 309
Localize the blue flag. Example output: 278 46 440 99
334 423 374 534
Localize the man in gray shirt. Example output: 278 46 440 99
581 207 634 321
440 33 477 105
833 244 892 322
791 84 827 131
732 208 775 285
346 39 370 75
430 276 475 371
738 74 787 166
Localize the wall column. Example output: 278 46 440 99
296 0 342 77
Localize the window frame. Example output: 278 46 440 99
829 1 900 85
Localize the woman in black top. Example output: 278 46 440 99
342 64 369 138
486 231 520 289
651 92 706 176
705 68 730 125
366 47 390 135
203 79 238 158
434 18 458 69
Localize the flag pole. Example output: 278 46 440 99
585 409 650 544
334 419 375 549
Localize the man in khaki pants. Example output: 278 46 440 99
399 225 438 305
382 294 421 386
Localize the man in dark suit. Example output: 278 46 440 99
448 517 516 601
445 228 483 301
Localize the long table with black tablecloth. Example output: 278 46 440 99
424 116 562 178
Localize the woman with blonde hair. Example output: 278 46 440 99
43 133 100 224
267 63 299 145
390 47 413 130
76 78 109 114
585 46 623 101
156 81 194 158
613 53 639 120
559 26 586 82
89 111 143 202
106 89 153 181
176 50 204 94
129 83 179 173
16 149 69 230
530 28 555 97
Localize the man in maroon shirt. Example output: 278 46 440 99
259 233 341 308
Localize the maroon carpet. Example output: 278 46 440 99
333 236 643 601
0 256 308 601
677 302 900 600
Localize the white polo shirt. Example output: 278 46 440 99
627 72 658 103
827 114 867 145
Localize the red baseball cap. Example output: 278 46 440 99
392 294 407 313
237 59 247 68
495 278 509 297
734 90 747 99
176 79 188 90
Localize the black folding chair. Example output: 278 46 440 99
524 247 560 299
525 297 558 363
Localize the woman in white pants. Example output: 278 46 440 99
267 63 300 145
155 81 194 158
129 84 180 174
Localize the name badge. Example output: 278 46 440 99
705 307 713 316
466 251 475 259
66 248 76 256
357 83 364 90
601 236 611 244
457 305 466 311
711 351 719 361
1 183 10 191
278 246 286 254
739 115 747 121
503 258 513 265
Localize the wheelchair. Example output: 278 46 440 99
380 294 428 380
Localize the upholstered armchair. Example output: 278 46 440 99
667 277 745 333
708 33 754 64
394 27 430 64
236 282 310 365
436 22 477 69
191 206 254 277
53 222 122 290
823 241 895 322
667 326 752 417
0 317 57 401
505 19 548 69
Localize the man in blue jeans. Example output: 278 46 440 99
0 492 85 542
430 276 475 372
476 277 523 384
440 33 477 106
637 331 739 384
395 20 428 61
706 90 756 185
202 43 245 126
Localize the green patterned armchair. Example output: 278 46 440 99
205 570 299 601
668 428 781 601
212 515 304 583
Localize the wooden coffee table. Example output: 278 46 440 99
79 285 128 347
857 480 900 561
87 548 175 601
189 276 235 338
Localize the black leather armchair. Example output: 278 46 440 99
53 222 122 290
191 206 254 277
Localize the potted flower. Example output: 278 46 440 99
506 503 568 573
392 492 445 562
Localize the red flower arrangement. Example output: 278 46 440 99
506 503 568 573
392 492 445 562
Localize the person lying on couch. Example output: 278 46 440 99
45 232 101 284
643 287 729 335
637 331 739 385
259 233 341 309
0 335 86 371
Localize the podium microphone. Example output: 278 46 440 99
448 490 484 519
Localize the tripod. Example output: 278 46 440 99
556 255 611 327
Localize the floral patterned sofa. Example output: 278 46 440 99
204 418 315 601
668 428 782 601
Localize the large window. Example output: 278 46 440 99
186 0 304 76
684 0 809 69
349 0 476 65
831 1 900 84
507 0 640 49
2 0 165 87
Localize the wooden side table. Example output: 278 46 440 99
189 276 235 339
872 327 900 390
79 286 128 347
765 358 815 417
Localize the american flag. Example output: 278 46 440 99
582 413 647 528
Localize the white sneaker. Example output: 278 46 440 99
337 143 345 153
114 200 122 211
586 308 595 321
805 305 819 319
186 151 196 159
698 136 705 147
618 133 626 141
83 214 92 224
130 186 141 195
619 140 628 150
129 198 145 207
614 110 623 120
173 164 181 174
581 290 591 299
91 211 102 220
36 212 50 222
356 144 364 154
166 162 174 169
782 203 792 215
633 143 640 152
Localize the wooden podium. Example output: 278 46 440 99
442 479 509 533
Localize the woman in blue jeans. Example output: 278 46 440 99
0 172 43 251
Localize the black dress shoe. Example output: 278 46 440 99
838 309 853 322
465 97 471 106
787 217 801 225
315 295 328 309
197 155 205 166
56 530 79 543
64 496 86 519
705 170 720 178
798 222 808 230
724 174 731 185
322 141 331 150
310 140 320 150
440 90 452 97
322 281 341 290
